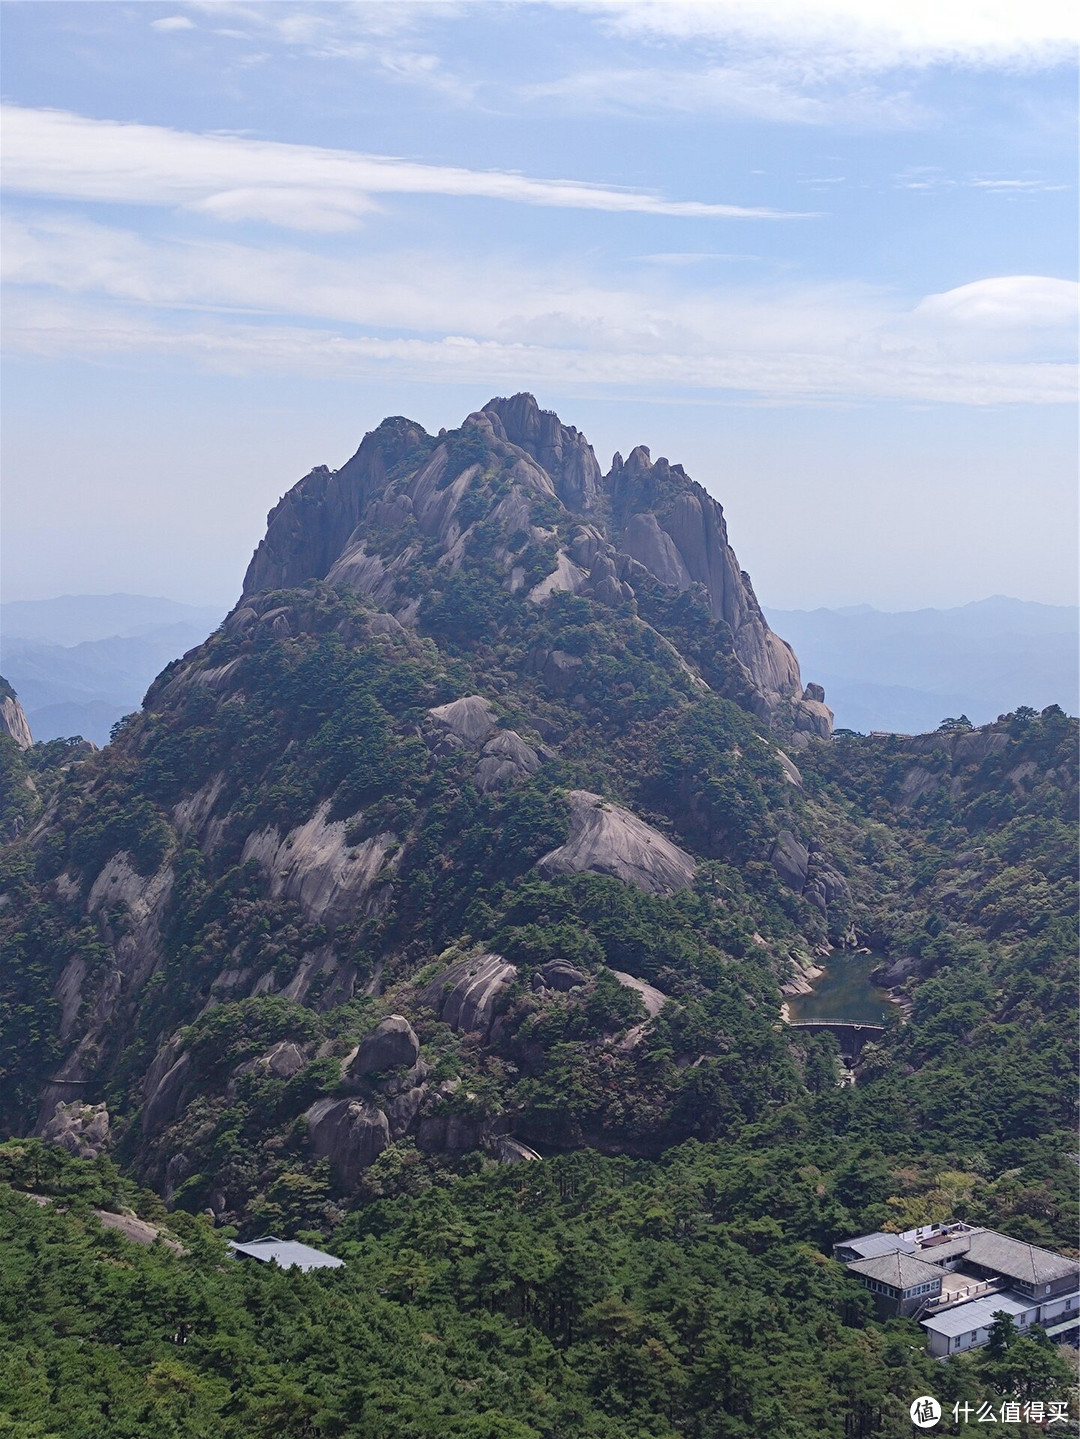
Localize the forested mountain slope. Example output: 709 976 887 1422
0 395 1075 1438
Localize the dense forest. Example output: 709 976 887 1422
0 398 1075 1435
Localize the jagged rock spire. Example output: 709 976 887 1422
236 395 830 736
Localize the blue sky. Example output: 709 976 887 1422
2 0 1077 609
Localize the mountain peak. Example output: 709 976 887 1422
238 397 829 739
481 392 603 513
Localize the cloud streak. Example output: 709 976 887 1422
4 212 1074 405
0 105 803 231
580 0 1080 71
5 293 1072 407
530 1 1078 126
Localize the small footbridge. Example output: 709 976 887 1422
785 1021 886 1062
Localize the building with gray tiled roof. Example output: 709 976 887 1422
834 1220 1079 1343
845 1251 950 1316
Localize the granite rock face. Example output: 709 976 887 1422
534 958 589 992
428 695 498 747
473 730 541 792
419 953 518 1038
538 790 696 896
482 393 602 514
243 417 431 595
351 1015 421 1077
767 830 810 892
238 393 827 733
40 1100 110 1158
0 680 32 749
304 1097 390 1190
240 803 398 930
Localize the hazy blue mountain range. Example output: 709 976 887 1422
0 596 224 745
764 596 1078 735
2 591 1073 747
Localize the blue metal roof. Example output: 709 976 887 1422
228 1236 344 1272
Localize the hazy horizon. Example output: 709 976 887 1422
4 586 1078 617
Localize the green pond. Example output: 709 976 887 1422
786 951 896 1025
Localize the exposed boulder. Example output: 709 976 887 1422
40 1100 110 1159
495 1136 542 1164
428 695 497 746
351 1015 420 1077
776 750 804 787
94 1209 185 1253
417 1107 488 1156
382 1086 427 1139
767 831 810 893
419 953 518 1037
609 970 668 1018
254 1040 307 1079
533 958 589 992
870 955 922 988
538 790 696 895
527 550 589 603
474 730 541 792
304 1097 390 1190
540 649 584 696
803 861 852 921
793 692 834 740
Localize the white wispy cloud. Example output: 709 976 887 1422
528 0 1078 126
578 0 1080 71
150 15 196 32
0 104 803 230
177 2 477 103
4 211 1074 404
895 167 1070 192
523 61 925 126
5 292 1072 406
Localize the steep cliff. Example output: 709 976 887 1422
241 394 829 737
0 677 32 750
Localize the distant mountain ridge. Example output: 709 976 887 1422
764 596 1078 735
1 594 224 646
0 598 224 745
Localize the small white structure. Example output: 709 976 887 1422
228 1236 344 1272
923 1289 1079 1358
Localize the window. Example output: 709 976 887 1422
953 1338 961 1350
1045 1286 1051 1294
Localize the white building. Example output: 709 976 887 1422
923 1288 1080 1358
834 1221 1079 1355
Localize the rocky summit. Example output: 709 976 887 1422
0 398 1075 1378
242 393 832 740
